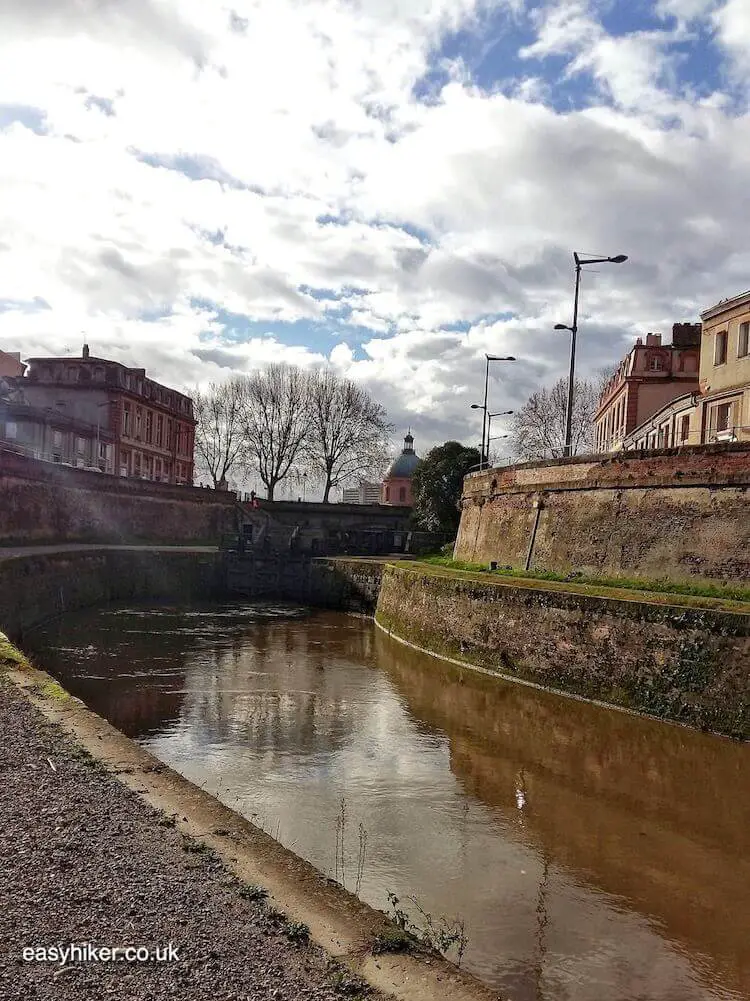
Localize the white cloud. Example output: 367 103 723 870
714 0 750 79
0 0 749 458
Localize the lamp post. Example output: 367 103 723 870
486 433 510 466
96 401 112 470
555 252 627 458
487 411 514 452
473 355 515 470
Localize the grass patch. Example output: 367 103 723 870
39 679 70 700
0 633 29 669
411 557 750 611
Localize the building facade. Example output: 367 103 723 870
594 324 701 453
12 346 196 484
621 392 698 451
0 351 25 379
695 290 750 443
0 396 116 472
381 432 420 507
341 480 382 505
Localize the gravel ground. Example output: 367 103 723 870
0 678 376 1001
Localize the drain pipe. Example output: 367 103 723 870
524 495 544 572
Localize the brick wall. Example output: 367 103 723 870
454 443 750 583
0 449 238 544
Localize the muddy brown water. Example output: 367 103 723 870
27 603 750 1001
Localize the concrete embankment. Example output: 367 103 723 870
371 562 750 739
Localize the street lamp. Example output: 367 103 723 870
476 355 516 471
555 251 627 458
95 401 113 470
487 410 513 450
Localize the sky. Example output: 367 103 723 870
1 0 749 477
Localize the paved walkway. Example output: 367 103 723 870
0 544 219 562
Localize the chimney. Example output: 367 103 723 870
671 322 701 347
82 343 90 359
645 333 662 347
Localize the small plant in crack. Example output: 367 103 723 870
382 891 469 967
238 884 268 902
284 921 309 945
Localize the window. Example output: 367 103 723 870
52 430 62 447
135 406 142 438
714 330 728 365
156 415 163 447
5 421 17 439
399 486 406 502
679 415 690 443
385 486 390 502
123 404 131 436
145 411 153 444
76 437 85 454
714 402 732 433
649 356 663 371
739 322 749 358
166 419 173 450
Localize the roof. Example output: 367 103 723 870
384 433 421 479
700 289 750 321
386 452 421 478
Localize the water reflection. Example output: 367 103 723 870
29 604 750 1001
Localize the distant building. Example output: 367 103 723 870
621 391 698 451
1 345 196 484
696 290 750 443
594 324 701 453
341 480 381 505
0 351 25 379
381 432 420 507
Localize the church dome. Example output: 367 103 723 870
385 433 421 479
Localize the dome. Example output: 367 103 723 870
384 433 421 479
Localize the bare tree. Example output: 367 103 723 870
306 369 393 502
240 363 310 501
509 377 599 461
193 378 246 488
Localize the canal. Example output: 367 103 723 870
27 602 750 1001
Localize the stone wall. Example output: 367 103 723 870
454 443 750 584
0 449 238 545
225 554 384 614
375 564 750 737
0 549 223 642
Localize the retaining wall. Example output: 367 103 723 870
0 449 238 545
454 444 750 584
375 564 750 738
0 549 223 642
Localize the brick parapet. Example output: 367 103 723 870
461 443 750 501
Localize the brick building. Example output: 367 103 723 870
0 351 25 379
594 323 701 453
10 346 196 484
381 432 421 507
